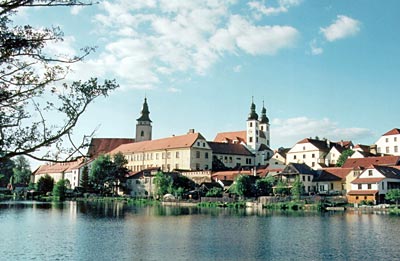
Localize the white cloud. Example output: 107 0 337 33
233 65 242 73
271 116 373 147
248 0 301 17
71 6 84 15
309 39 323 55
167 87 182 93
83 1 299 89
320 15 361 42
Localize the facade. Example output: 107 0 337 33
269 148 289 168
110 131 212 172
347 165 400 204
324 141 353 166
287 138 331 169
375 128 400 156
208 142 255 169
125 168 159 198
276 163 318 194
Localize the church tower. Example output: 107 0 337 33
259 101 270 146
246 97 260 151
135 97 152 142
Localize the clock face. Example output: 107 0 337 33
248 130 253 135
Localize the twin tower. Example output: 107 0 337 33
135 97 271 153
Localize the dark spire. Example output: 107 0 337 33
248 96 258 120
260 101 269 124
137 97 152 122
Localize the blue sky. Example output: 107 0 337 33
13 0 400 155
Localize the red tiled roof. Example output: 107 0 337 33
214 130 266 145
88 138 135 158
351 178 385 184
383 128 400 136
322 167 354 179
109 132 206 154
353 144 371 152
212 170 263 181
34 158 85 175
348 190 379 195
342 156 400 168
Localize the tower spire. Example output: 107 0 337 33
137 97 152 122
248 97 258 120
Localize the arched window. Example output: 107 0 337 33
141 130 144 137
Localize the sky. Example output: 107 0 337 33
12 0 400 162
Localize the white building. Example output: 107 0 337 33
375 128 400 156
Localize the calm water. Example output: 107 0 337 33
1 201 400 261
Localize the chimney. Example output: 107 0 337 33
188 129 195 134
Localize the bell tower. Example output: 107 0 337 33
136 97 152 142
246 97 260 151
259 101 270 146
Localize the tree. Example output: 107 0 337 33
0 156 15 187
232 175 254 198
336 149 355 167
12 156 31 184
36 174 54 194
53 179 68 200
290 176 303 200
153 172 173 198
80 165 90 191
275 179 288 196
206 187 223 197
89 154 114 194
0 1 118 164
255 176 275 196
111 152 129 194
386 189 400 207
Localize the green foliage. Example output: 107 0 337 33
153 172 173 198
336 149 355 167
36 174 54 194
255 176 275 196
0 1 118 163
171 175 195 192
386 189 400 206
53 179 69 200
232 175 254 197
12 156 31 184
275 179 288 196
89 155 114 193
80 165 90 191
206 187 223 197
0 157 15 187
290 176 303 200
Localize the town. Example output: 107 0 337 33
21 97 399 208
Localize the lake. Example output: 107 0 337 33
1 200 400 260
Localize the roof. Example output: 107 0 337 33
354 144 371 152
383 128 400 136
352 178 385 184
348 190 379 195
297 138 331 152
314 171 342 182
212 170 260 181
374 165 400 179
110 132 206 154
34 158 85 175
213 130 266 144
87 138 135 158
281 163 318 176
342 156 400 168
321 167 354 179
275 148 290 158
258 143 272 152
208 142 254 156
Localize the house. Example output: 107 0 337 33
375 128 400 156
110 130 213 172
208 142 255 170
324 141 353 166
350 144 377 158
275 163 318 194
314 167 354 195
321 167 358 195
33 158 87 189
125 167 160 198
347 165 400 204
342 155 400 169
269 148 290 168
286 138 332 169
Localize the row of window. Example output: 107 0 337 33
377 146 399 154
293 154 316 160
385 137 398 143
126 150 212 162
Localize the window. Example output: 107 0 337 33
382 182 385 190
395 146 398 153
249 122 253 127
308 176 311 182
195 163 200 170
364 196 367 200
141 130 144 137
205 152 209 159
303 154 306 159
368 170 373 176
303 146 306 151
358 184 362 189
167 152 171 159
261 126 264 131
386 138 389 142
249 137 253 143
229 156 232 163
356 196 359 200
331 183 334 190
256 130 259 135
302 176 305 182
156 153 159 160
367 184 371 189
176 152 180 158
395 137 398 142
386 147 390 153
196 151 200 158
312 154 315 158
312 162 315 167
197 142 200 146
203 143 206 147
294 155 297 160
162 153 165 159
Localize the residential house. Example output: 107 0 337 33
324 141 353 166
276 163 318 194
269 148 290 168
110 130 212 172
375 128 400 156
208 142 255 170
286 138 332 170
350 144 377 158
347 165 400 204
314 167 354 195
125 167 160 198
